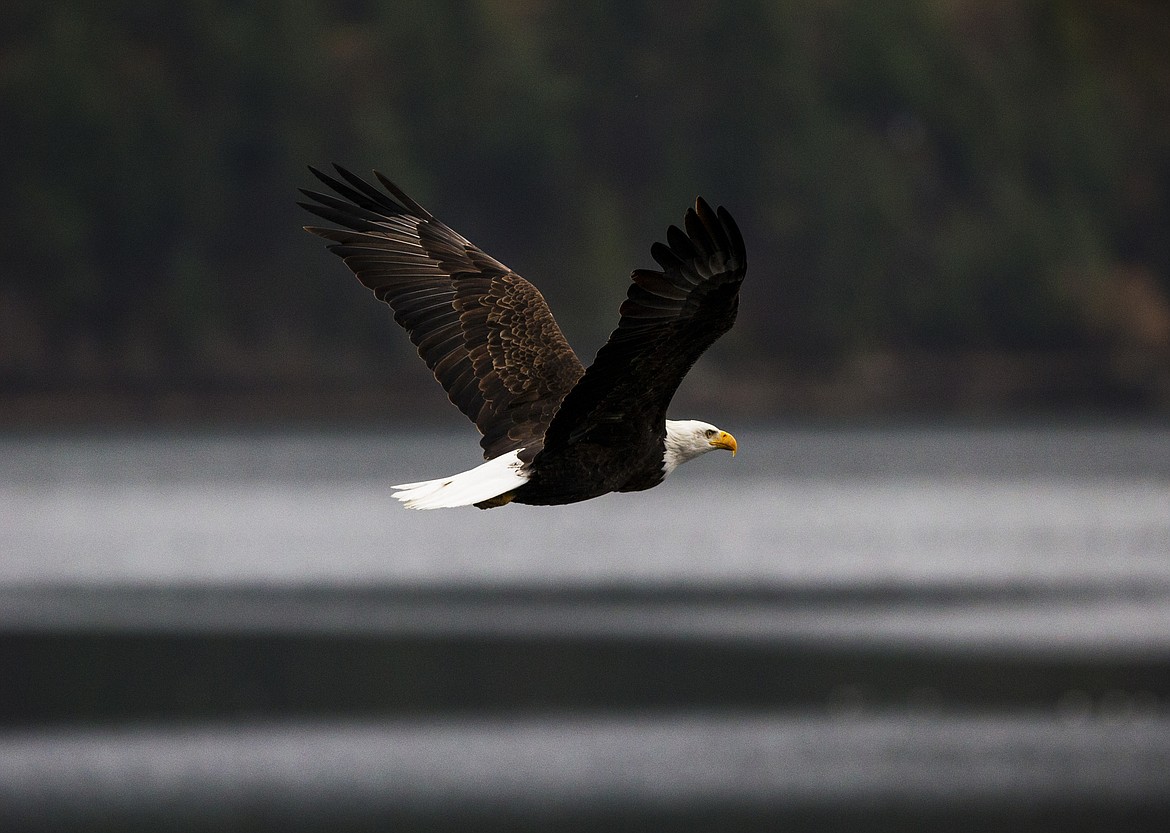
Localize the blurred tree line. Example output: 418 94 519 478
1 0 1168 421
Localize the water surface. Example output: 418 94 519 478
3 425 1170 830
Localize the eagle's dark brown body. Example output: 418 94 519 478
508 421 669 506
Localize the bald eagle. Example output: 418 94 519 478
300 167 745 509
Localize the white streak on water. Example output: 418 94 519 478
3 476 1168 588
1 716 1169 822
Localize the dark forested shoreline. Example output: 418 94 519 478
3 2 1168 422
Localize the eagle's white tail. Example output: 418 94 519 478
391 449 530 509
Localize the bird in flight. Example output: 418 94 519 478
300 166 745 509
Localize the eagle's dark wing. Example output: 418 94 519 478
540 197 746 454
300 166 584 460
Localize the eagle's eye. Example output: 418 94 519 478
704 429 716 439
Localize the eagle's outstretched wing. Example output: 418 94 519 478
539 197 746 455
300 166 584 459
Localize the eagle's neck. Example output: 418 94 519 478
662 419 708 476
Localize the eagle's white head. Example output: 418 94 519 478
662 419 738 476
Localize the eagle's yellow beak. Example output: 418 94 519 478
710 430 737 456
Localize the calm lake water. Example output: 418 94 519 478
3 425 1170 830
3 424 1169 589
2 425 1170 651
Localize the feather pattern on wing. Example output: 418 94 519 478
300 166 584 459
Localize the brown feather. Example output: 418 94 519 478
302 166 584 459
